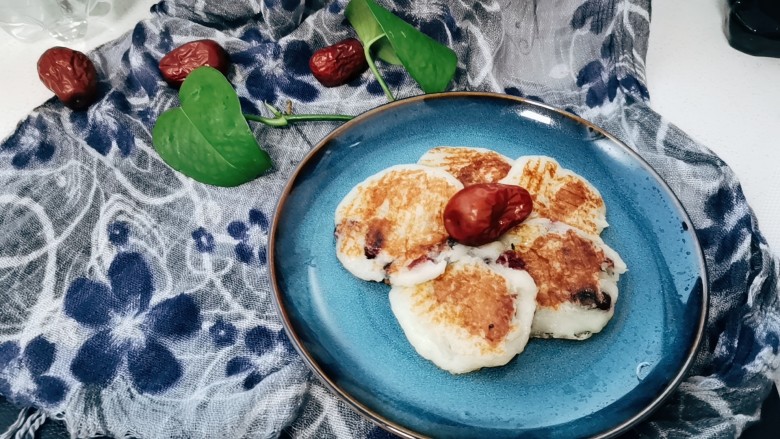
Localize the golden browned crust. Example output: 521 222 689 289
336 168 459 274
421 147 511 186
512 158 605 234
422 264 516 346
511 230 606 308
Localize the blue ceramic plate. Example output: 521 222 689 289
270 93 707 438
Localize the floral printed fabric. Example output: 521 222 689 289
0 0 777 437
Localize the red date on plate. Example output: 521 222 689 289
444 183 533 247
37 47 98 111
309 38 368 87
159 39 230 88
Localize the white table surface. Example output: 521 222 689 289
1 0 779 255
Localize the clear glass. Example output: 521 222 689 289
0 0 95 42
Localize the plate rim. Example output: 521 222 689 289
269 91 709 439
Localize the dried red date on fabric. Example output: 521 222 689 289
159 39 230 88
444 183 533 247
37 47 98 111
309 38 368 87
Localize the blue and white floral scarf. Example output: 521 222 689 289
0 0 778 437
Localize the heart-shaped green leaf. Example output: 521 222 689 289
152 67 272 187
346 0 457 93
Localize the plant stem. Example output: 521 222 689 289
364 35 395 102
285 114 355 122
244 113 353 128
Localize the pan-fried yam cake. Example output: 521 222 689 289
389 254 538 374
418 146 513 186
500 156 607 235
335 165 464 286
334 147 629 374
498 219 627 340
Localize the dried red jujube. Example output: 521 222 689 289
37 47 98 111
159 39 230 88
309 38 368 87
443 183 533 247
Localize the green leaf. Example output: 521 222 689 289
346 0 457 93
345 0 401 65
375 39 402 65
152 67 272 187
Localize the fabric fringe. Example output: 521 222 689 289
0 408 47 439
